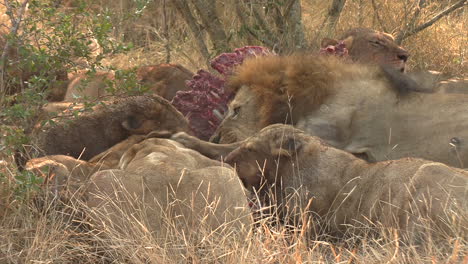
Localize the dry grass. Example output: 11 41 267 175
1 1 467 263
95 0 467 76
0 171 466 263
1 0 465 74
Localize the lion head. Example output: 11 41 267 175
210 54 353 144
224 124 312 194
321 28 409 72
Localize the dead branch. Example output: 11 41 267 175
190 0 229 53
395 0 467 44
283 0 297 19
283 0 306 50
314 0 347 45
405 0 425 34
271 4 284 35
171 0 210 66
0 0 30 97
371 0 388 32
249 1 277 42
249 2 276 41
162 0 170 63
4 0 17 28
234 1 276 47
241 0 305 52
326 0 347 31
243 25 275 47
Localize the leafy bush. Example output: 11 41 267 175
0 0 132 198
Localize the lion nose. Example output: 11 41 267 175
398 53 409 62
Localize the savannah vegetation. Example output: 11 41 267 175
0 0 466 263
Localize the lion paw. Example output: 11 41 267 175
171 132 199 148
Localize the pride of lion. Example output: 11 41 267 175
16 27 467 242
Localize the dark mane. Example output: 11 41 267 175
228 54 362 126
227 53 423 127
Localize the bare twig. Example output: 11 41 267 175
247 0 305 52
1 0 30 97
4 0 17 27
358 0 364 27
284 0 305 50
315 0 347 44
244 25 275 47
405 0 425 35
190 0 229 53
250 2 276 41
326 0 347 31
234 1 276 47
162 0 171 63
283 0 297 20
371 0 388 32
271 4 284 35
171 0 210 67
395 0 467 44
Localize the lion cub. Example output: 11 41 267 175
225 124 468 240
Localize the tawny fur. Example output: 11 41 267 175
25 155 103 195
137 64 193 100
64 64 193 101
228 55 343 127
225 124 468 240
176 54 468 168
25 134 156 195
34 95 191 160
87 134 150 169
322 27 409 72
64 70 115 101
85 137 253 239
212 54 390 142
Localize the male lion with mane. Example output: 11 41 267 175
225 124 468 240
172 54 468 168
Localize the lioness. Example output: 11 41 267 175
25 155 103 195
86 137 252 240
225 124 468 239
25 134 159 194
321 28 409 72
321 28 467 93
35 95 191 160
137 64 193 100
64 64 193 101
172 54 468 168
64 70 115 101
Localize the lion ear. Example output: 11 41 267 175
271 136 302 158
342 36 354 49
321 37 339 48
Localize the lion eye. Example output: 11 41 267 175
369 40 381 47
232 106 241 118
